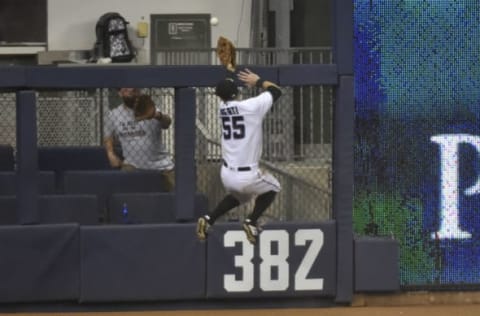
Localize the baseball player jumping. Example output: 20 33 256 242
196 67 282 245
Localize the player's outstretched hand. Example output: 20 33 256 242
237 68 260 88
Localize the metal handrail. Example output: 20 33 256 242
153 46 334 65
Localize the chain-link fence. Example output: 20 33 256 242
193 84 333 222
1 85 332 222
153 47 334 222
1 47 334 222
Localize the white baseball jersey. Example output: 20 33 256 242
104 104 174 170
219 91 281 202
220 91 272 167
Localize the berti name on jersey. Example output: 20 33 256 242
220 106 240 116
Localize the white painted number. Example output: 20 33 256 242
223 231 254 292
223 229 324 292
260 230 289 291
295 229 324 290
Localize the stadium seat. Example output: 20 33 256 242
0 196 16 224
0 144 14 171
0 194 99 225
107 192 209 224
38 194 99 225
63 170 170 222
38 146 113 192
38 146 111 171
0 171 55 195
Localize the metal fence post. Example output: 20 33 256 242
174 87 197 221
16 90 39 224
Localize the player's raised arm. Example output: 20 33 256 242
237 68 282 102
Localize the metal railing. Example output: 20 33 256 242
153 47 334 65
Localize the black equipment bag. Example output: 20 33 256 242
93 12 135 63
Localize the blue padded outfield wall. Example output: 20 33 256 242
0 222 337 303
354 0 480 288
0 64 360 306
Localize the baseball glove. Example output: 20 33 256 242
216 36 236 70
133 94 156 121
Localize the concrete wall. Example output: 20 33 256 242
47 0 252 63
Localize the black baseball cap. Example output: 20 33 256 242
215 78 238 101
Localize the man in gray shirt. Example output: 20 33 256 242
104 88 175 191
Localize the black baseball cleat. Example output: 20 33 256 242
196 216 210 241
242 219 259 245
